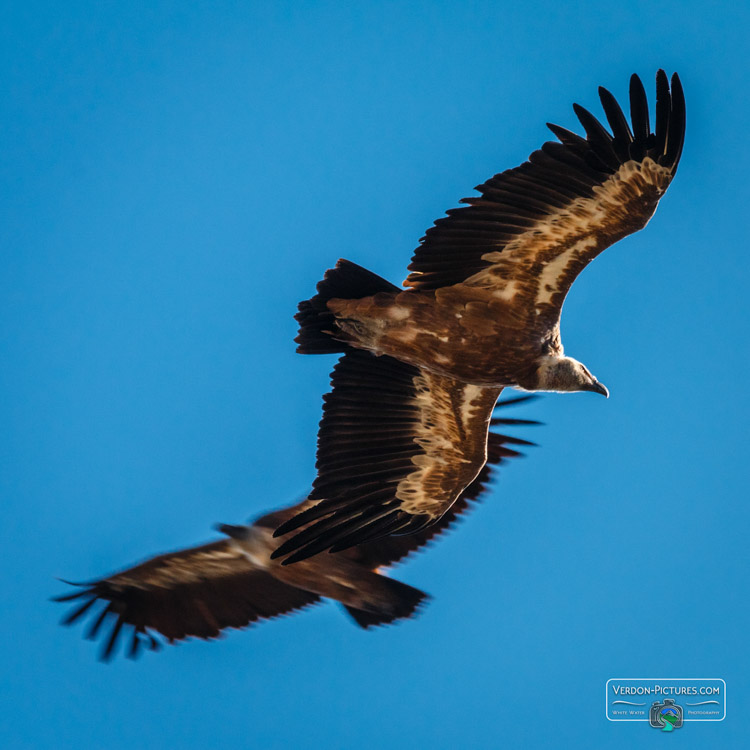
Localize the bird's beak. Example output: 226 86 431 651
587 381 609 398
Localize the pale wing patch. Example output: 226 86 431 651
109 542 251 590
460 384 488 426
464 157 674 306
534 237 598 308
396 373 500 516
388 306 411 321
392 327 418 344
492 280 521 301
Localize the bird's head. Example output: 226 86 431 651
534 356 609 397
214 522 253 541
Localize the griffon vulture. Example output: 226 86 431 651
273 71 684 562
53 397 535 660
295 71 684 395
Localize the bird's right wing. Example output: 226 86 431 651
404 71 685 335
271 350 502 564
52 540 320 661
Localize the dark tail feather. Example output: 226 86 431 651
295 259 399 354
342 575 429 629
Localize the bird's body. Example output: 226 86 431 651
218 513 425 618
296 72 685 396
53 396 535 659
326 283 563 387
273 71 685 562
325 285 537 386
53 502 426 660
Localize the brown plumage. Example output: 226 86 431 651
295 71 685 394
274 71 684 562
52 397 536 660
272 352 526 562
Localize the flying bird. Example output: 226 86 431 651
53 397 536 660
272 70 684 562
295 71 685 396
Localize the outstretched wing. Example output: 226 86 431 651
346 395 539 569
271 350 502 564
404 71 685 332
52 540 320 661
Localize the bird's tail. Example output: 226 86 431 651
340 572 429 629
295 259 399 354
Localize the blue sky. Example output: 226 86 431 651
2 1 748 747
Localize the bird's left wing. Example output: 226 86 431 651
53 540 320 660
344 395 539 569
271 350 502 564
